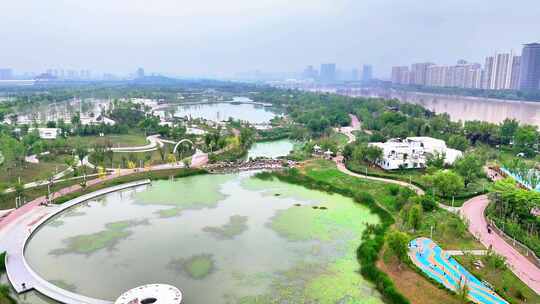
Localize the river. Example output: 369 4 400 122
352 88 540 127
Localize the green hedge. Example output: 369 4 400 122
255 169 410 304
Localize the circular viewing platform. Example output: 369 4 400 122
115 284 183 304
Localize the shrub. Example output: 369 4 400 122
0 252 5 273
419 195 437 212
388 184 400 196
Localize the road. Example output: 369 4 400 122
461 195 540 294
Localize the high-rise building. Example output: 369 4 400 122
410 63 434 85
0 69 13 80
319 63 336 83
391 66 410 85
484 51 520 90
302 65 318 79
351 68 359 81
519 43 540 91
136 67 145 79
424 62 481 89
362 65 373 82
464 64 482 89
510 56 521 90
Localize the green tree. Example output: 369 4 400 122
448 134 469 151
407 204 423 231
239 127 255 148
352 144 383 164
500 118 519 145
75 142 89 167
429 170 464 197
157 145 168 162
426 151 446 169
454 154 484 187
417 195 437 212
386 230 410 263
514 125 539 157
71 111 81 126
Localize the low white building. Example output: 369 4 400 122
32 128 60 139
369 137 462 170
80 115 116 126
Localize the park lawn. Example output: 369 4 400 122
0 157 68 186
300 159 398 212
407 209 485 250
329 132 350 148
67 133 148 148
347 161 489 207
455 255 540 304
378 247 462 304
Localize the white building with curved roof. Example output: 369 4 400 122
369 137 462 170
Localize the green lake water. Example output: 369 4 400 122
174 102 278 124
246 139 297 159
24 173 382 304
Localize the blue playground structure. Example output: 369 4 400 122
409 237 508 304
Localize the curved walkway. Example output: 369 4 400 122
111 134 163 153
333 115 460 214
3 180 150 304
334 156 425 195
461 195 540 294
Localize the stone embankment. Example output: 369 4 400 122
205 159 297 173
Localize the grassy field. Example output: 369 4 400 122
346 161 489 207
329 132 350 149
67 133 148 148
455 255 540 304
0 156 69 186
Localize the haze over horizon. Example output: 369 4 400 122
1 0 539 78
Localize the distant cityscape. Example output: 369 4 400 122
0 67 150 83
1 42 539 93
391 42 540 91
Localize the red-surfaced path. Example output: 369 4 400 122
461 195 540 294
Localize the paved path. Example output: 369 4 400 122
333 117 460 214
111 134 163 153
3 181 150 304
334 156 425 195
461 195 540 294
337 114 361 144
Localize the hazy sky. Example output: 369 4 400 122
1 0 539 78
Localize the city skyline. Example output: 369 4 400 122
391 42 540 91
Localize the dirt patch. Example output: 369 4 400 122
377 256 460 304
